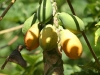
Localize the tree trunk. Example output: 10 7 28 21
43 47 64 75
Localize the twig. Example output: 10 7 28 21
1 56 9 70
8 36 19 45
66 0 76 15
81 31 100 66
0 25 23 35
66 0 100 66
0 35 19 50
0 0 16 21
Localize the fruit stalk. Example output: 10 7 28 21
66 0 100 67
43 0 64 75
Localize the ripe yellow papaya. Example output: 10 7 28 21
39 24 58 51
60 29 82 59
37 0 53 23
24 23 40 51
58 12 85 33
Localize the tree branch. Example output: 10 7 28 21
66 0 76 15
0 24 23 50
0 25 23 34
43 0 64 75
0 0 16 21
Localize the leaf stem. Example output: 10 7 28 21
66 0 100 66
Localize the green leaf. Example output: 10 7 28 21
0 0 5 3
22 53 42 65
22 53 43 75
22 13 36 34
63 64 74 75
95 28 100 46
95 21 100 26
79 58 100 73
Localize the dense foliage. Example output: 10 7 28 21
0 0 100 75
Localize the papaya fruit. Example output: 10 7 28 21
60 29 82 59
39 24 58 51
58 12 85 33
37 0 53 23
24 23 40 51
22 13 38 35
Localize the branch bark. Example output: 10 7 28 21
0 0 16 21
0 25 23 34
43 0 64 75
43 48 64 75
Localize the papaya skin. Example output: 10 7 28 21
37 0 53 23
60 29 82 59
24 23 40 51
39 24 58 51
58 12 85 33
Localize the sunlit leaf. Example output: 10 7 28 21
22 14 35 34
95 21 100 26
95 28 100 46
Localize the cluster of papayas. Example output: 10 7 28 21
57 12 84 59
22 0 53 51
24 23 58 51
22 0 84 59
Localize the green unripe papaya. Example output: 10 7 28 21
39 24 58 51
37 0 53 23
22 13 38 35
58 12 85 33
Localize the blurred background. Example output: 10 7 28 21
0 0 100 75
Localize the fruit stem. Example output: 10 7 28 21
81 31 100 67
66 0 100 67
